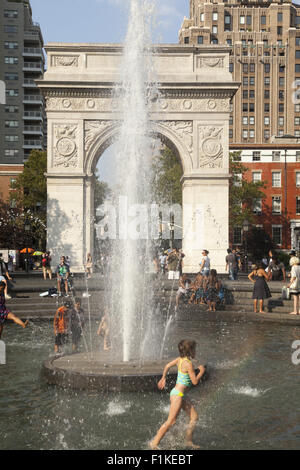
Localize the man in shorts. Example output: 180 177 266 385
56 256 70 297
0 253 12 300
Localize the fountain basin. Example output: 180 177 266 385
42 352 182 392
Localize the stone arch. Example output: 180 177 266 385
84 120 193 177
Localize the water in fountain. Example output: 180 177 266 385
109 0 159 363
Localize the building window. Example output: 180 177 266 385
243 63 248 73
272 172 281 187
5 73 18 81
213 12 218 21
4 42 18 49
200 13 204 22
252 171 261 181
249 116 255 125
226 38 232 45
279 65 285 73
240 15 245 25
253 199 262 214
253 152 261 162
5 105 18 113
264 63 270 73
198 36 203 44
250 76 255 85
264 77 270 86
5 135 19 142
225 15 231 25
296 64 300 73
249 130 255 138
296 37 300 46
261 15 266 25
233 227 242 245
296 151 300 162
279 103 284 112
296 172 300 187
184 37 189 44
295 104 300 112
4 149 19 157
5 120 18 128
272 196 282 214
243 77 248 86
4 10 18 18
243 103 248 112
272 226 282 245
4 25 18 33
297 197 300 215
279 77 285 87
243 90 248 99
243 130 248 139
247 15 252 25
278 117 284 127
212 26 218 34
264 130 270 140
272 152 281 162
265 103 270 112
278 26 282 35
278 12 283 22
249 63 255 73
295 117 300 126
242 116 248 125
229 63 234 73
249 103 255 112
229 115 233 126
6 89 18 97
229 129 233 138
264 116 270 126
295 130 300 137
279 90 284 100
264 90 270 99
5 56 18 64
249 90 255 99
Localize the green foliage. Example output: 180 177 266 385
94 176 111 211
246 226 275 262
152 146 183 205
10 150 47 248
229 151 267 227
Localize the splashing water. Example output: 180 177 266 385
109 0 159 362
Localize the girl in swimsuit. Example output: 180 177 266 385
150 339 206 449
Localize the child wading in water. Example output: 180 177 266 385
97 307 111 351
0 281 28 338
150 340 206 450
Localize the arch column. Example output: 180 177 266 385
181 174 230 274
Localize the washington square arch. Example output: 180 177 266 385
38 44 239 273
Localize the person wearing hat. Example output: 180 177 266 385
287 257 300 315
289 250 299 268
54 301 71 353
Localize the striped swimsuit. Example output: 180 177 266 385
170 358 192 398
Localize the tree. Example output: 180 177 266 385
10 150 47 248
152 146 183 205
229 151 267 227
246 226 275 262
0 200 24 249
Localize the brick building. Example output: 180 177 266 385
179 0 300 250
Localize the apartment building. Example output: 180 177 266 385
179 0 300 250
0 0 45 202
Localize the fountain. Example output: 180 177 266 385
42 0 180 391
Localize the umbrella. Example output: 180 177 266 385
20 248 34 254
33 251 43 256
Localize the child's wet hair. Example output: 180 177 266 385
178 340 196 359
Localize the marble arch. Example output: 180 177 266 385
38 44 239 273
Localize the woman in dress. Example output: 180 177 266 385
204 269 221 312
287 257 300 315
248 263 271 313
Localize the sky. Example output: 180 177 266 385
29 0 189 45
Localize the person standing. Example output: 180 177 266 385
0 281 28 339
159 252 167 275
54 301 71 353
85 253 93 279
248 263 271 313
42 251 52 280
0 253 12 300
225 249 238 281
167 248 180 280
287 257 300 315
70 298 85 351
199 250 210 278
56 256 70 297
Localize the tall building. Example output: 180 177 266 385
0 0 45 202
179 0 300 251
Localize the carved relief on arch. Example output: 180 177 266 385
197 126 223 169
158 121 193 156
84 120 116 155
53 124 78 168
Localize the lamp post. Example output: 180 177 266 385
243 218 250 273
24 219 30 273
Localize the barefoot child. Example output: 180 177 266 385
97 307 111 351
0 281 28 338
150 340 206 449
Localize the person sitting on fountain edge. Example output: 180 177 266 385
150 339 205 450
